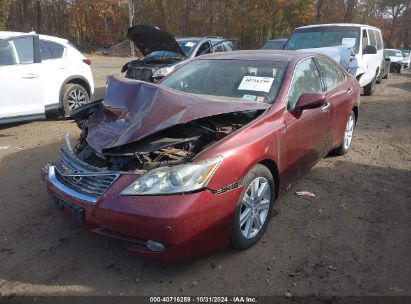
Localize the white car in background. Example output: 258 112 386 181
0 31 94 124
401 49 410 69
386 49 404 73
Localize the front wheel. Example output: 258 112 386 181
363 75 376 96
230 164 275 250
62 83 89 115
333 110 355 156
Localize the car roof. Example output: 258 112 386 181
0 31 68 44
196 50 311 62
296 23 381 31
0 31 32 39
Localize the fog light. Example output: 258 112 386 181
146 240 165 252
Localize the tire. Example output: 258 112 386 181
230 164 275 250
383 72 388 79
333 110 355 156
363 74 376 96
62 83 89 115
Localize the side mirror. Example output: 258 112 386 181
294 92 326 112
364 45 377 55
384 57 391 62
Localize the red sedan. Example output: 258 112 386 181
44 51 360 261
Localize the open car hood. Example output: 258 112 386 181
86 76 270 152
127 24 186 57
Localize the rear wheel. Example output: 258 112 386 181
333 110 355 156
230 164 275 250
62 83 89 115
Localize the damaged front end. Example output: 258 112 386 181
73 109 262 172
48 76 269 199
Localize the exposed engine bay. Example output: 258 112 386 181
121 58 180 82
72 110 263 172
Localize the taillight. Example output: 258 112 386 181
83 59 91 65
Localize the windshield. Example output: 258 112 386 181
177 39 199 56
387 50 403 57
285 26 360 53
146 50 181 61
262 40 286 50
160 59 288 103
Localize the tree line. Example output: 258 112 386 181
1 0 410 53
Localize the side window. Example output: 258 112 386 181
46 41 65 58
375 30 383 50
362 29 368 53
196 41 211 56
316 58 345 91
211 43 224 53
0 40 17 65
223 42 233 52
39 40 53 60
287 58 322 110
12 37 34 64
368 29 377 47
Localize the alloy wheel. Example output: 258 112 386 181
239 177 271 239
67 89 87 110
343 114 354 150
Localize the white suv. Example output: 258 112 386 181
0 31 94 124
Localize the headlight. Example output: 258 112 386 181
152 66 175 79
121 157 223 195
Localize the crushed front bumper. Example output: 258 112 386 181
44 160 242 261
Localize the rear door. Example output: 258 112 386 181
315 56 353 149
0 36 44 121
282 58 330 186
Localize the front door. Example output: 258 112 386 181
0 36 44 121
281 58 330 188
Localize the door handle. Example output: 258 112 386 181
22 73 39 79
321 103 330 111
347 87 352 93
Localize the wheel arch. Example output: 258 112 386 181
59 75 92 109
352 106 359 125
258 159 280 199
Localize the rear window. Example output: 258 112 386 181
46 41 65 58
40 40 65 59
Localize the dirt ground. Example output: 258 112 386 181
0 57 410 297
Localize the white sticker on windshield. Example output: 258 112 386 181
185 42 195 47
238 76 274 93
342 38 356 47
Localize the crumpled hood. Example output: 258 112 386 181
297 45 352 71
86 76 270 152
127 24 185 57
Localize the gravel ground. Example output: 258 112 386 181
0 58 410 296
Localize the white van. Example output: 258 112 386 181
284 23 384 96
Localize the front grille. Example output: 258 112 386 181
53 146 119 202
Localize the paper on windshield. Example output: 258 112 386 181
341 38 356 47
185 42 195 47
238 76 274 93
